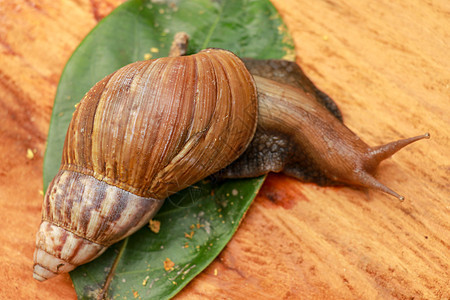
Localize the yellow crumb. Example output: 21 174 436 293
149 220 160 233
164 258 175 271
26 148 34 159
142 275 149 286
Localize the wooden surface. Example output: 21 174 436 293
0 0 448 299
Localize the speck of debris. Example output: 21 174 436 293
164 258 175 271
86 288 102 299
185 231 194 239
203 221 211 234
169 2 178 11
232 189 239 196
149 219 161 233
26 148 35 159
142 275 150 286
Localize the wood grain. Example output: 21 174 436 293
0 0 448 299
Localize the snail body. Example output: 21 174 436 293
33 48 428 281
220 59 429 197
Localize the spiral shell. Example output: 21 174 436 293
33 49 258 281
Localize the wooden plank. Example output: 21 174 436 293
0 0 448 299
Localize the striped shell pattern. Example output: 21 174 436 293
33 49 258 281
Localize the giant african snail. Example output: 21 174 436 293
33 35 429 281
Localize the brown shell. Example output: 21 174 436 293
33 48 258 281
63 48 257 199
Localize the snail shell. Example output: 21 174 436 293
33 49 258 281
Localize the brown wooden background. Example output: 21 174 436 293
0 0 448 299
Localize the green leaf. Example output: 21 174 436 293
43 0 293 298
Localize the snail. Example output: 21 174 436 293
33 37 429 281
